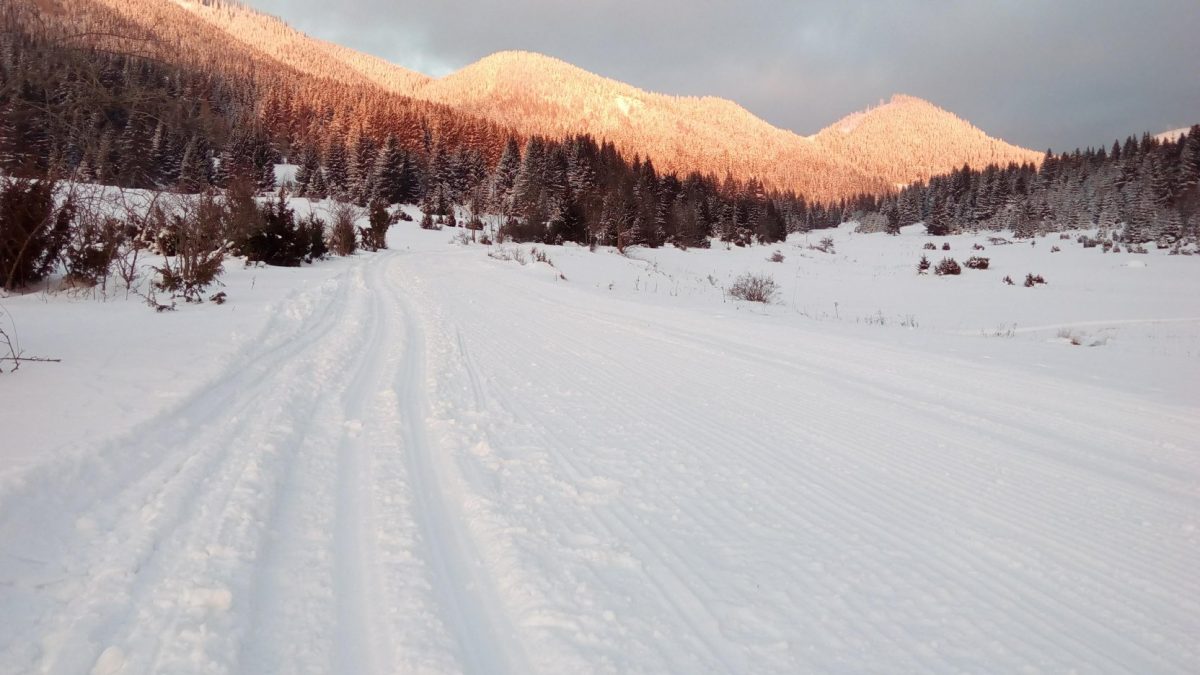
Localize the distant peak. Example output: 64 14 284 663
887 93 934 106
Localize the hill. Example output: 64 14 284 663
72 0 1039 200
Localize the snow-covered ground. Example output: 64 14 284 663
1 215 1198 674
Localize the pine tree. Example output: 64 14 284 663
293 144 320 196
1178 126 1200 191
323 135 351 198
307 165 329 200
491 138 522 212
179 135 211 192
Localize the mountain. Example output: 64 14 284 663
410 53 1041 195
26 0 1039 201
407 50 886 199
1155 127 1193 142
812 95 1042 186
166 0 432 96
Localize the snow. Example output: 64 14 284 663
274 163 299 187
1154 127 1192 142
1 213 1198 673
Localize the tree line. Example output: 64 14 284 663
855 128 1200 244
1 4 852 252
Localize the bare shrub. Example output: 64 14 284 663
1002 275 1014 285
328 202 358 256
488 245 527 264
810 236 835 254
0 305 60 373
1057 328 1082 345
1024 273 1046 287
923 242 938 250
768 250 785 263
63 213 122 288
728 272 779 303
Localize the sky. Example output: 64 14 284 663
249 0 1199 152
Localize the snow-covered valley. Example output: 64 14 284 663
2 217 1198 674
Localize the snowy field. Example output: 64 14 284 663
1 208 1198 674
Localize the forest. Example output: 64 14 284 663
2 0 1197 284
856 130 1200 245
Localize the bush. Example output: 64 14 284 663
1002 275 1014 285
328 202 358 256
941 242 951 250
0 177 73 290
420 212 441 230
153 191 225 303
299 213 328 262
359 198 393 252
240 190 307 267
1050 245 1061 252
917 254 931 274
934 257 961 275
64 214 122 287
768 250 785 263
728 273 779 303
964 256 990 270
1024 273 1046 287
923 242 938 250
972 243 986 250
396 210 413 222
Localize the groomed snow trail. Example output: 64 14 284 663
2 240 1198 674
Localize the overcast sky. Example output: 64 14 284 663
249 0 1199 151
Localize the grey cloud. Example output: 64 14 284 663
251 0 1199 151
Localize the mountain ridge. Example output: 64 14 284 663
91 0 1042 199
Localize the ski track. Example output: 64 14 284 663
402 249 1199 673
2 242 1198 674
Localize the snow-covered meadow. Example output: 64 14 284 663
1 204 1198 674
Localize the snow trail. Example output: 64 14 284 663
2 232 1197 674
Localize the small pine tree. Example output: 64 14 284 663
300 213 328 261
1 178 73 290
934 257 961 275
359 198 392 251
